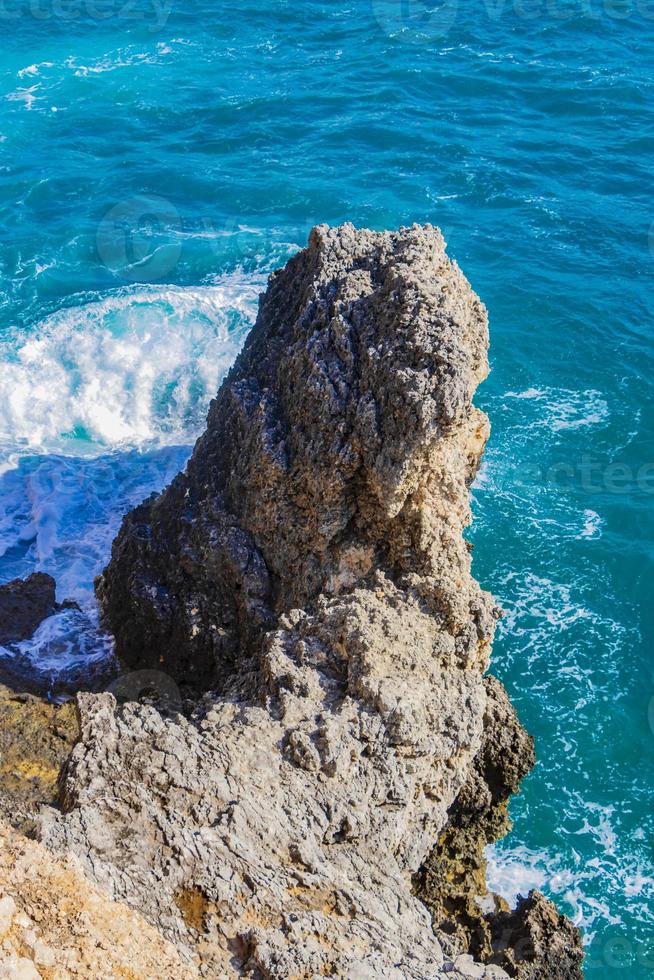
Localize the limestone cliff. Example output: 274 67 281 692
31 225 582 978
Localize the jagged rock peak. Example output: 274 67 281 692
97 222 493 689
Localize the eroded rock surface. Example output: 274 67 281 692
97 222 493 691
0 686 79 835
416 677 536 959
489 890 585 979
36 225 582 977
0 820 199 978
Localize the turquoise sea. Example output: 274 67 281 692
1 1 653 974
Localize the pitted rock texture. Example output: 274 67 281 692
97 222 492 691
416 676 580 977
489 890 585 979
36 225 580 977
417 677 537 956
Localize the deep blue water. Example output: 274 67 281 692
1 1 653 974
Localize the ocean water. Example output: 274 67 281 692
1 0 653 973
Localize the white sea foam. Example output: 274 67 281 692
0 447 190 606
0 445 193 692
578 508 603 539
0 606 114 695
5 85 41 111
0 275 260 687
487 803 654 945
503 386 609 432
65 43 175 78
486 842 612 943
0 277 260 454
17 62 54 79
485 843 551 907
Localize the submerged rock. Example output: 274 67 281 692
36 225 582 977
0 574 113 698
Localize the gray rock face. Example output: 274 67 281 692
39 225 582 978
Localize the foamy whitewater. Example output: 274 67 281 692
0 276 261 690
2 1 653 974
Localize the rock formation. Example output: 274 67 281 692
0 573 107 699
416 677 583 978
488 891 585 979
32 225 582 977
96 221 493 692
416 676 536 962
0 574 82 835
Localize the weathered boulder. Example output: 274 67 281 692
489 890 585 978
36 225 582 978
